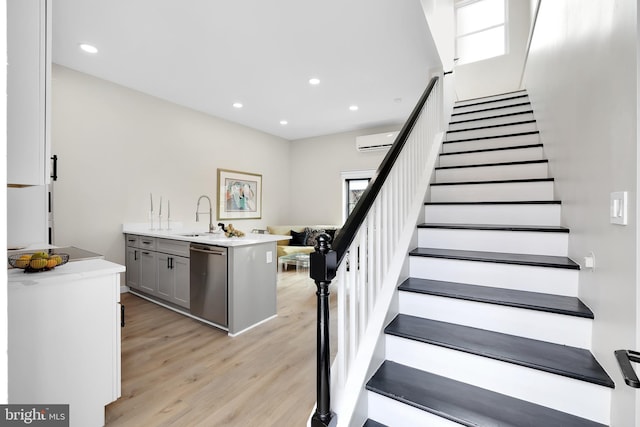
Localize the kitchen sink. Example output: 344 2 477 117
179 232 220 238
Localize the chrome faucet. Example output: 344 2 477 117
195 195 214 233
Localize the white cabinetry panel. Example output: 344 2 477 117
7 0 50 186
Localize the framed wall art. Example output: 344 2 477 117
217 168 262 220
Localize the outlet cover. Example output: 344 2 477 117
610 191 628 225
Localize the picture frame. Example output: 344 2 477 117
217 168 262 220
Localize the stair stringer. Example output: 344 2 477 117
331 133 443 427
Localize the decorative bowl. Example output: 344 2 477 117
8 253 70 273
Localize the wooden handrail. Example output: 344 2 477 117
309 76 440 427
331 76 439 267
615 349 640 388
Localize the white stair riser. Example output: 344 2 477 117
424 203 562 226
417 228 568 256
409 257 579 296
439 146 543 167
385 336 611 425
446 122 538 141
367 391 460 427
448 112 535 131
442 133 540 153
451 104 532 121
398 292 591 347
453 96 531 114
430 181 554 203
455 92 528 108
435 162 548 183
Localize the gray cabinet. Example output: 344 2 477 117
125 235 189 309
139 250 158 295
173 256 190 307
125 246 141 290
157 252 190 309
125 234 141 290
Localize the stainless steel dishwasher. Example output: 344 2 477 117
189 244 228 327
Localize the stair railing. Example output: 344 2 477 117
310 75 444 427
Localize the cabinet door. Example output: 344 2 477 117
139 251 157 295
7 0 50 186
156 253 172 301
125 247 140 290
173 256 190 309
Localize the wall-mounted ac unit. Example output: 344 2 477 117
356 131 399 152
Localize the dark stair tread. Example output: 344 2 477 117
430 177 553 186
444 130 539 144
398 277 593 319
451 101 531 117
453 93 529 109
425 200 561 205
449 110 534 126
455 89 527 103
362 420 388 427
366 361 608 427
417 223 569 233
447 120 536 134
439 143 542 156
409 247 580 270
436 159 548 170
385 315 613 387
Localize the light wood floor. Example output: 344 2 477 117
106 271 336 427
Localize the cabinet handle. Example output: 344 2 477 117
134 250 138 261
170 258 174 269
50 155 58 181
142 251 150 255
167 257 171 269
142 241 152 245
121 304 125 328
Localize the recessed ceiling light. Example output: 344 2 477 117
349 105 359 111
280 120 288 125
79 43 98 54
308 78 320 86
233 102 243 109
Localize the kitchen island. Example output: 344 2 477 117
122 224 289 336
8 258 125 427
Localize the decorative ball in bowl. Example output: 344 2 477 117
9 252 69 272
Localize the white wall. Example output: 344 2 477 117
52 65 291 265
455 0 531 100
420 0 455 72
288 127 396 225
524 1 637 425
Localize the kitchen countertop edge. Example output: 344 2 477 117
8 259 126 286
122 223 291 247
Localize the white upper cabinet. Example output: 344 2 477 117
7 0 51 186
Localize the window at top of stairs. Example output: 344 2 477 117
455 0 507 65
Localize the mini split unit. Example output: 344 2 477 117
356 131 399 152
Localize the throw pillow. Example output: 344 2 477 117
305 228 325 246
290 230 308 246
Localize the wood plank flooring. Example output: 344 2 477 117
106 271 336 426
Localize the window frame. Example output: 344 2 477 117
455 0 508 65
341 170 375 222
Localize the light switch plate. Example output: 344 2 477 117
610 191 628 225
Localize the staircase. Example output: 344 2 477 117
361 90 614 427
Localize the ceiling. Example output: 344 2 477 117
52 0 440 140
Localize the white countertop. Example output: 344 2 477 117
122 223 290 247
8 259 125 287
